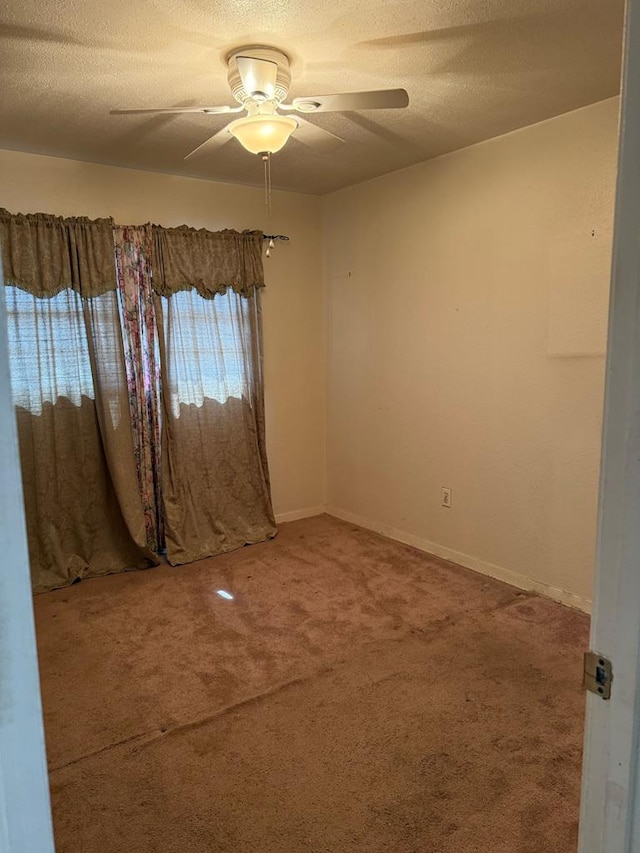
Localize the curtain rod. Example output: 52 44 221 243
109 224 289 241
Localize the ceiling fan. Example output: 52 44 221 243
111 46 409 159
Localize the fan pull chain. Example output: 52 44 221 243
263 152 274 257
263 153 269 214
268 152 272 217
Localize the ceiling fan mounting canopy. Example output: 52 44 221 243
227 46 292 106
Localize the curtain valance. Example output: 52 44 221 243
152 226 265 299
0 208 117 298
0 210 266 300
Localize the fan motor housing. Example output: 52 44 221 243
227 46 292 105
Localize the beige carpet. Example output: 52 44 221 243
34 514 588 852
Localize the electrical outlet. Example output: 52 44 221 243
441 487 452 508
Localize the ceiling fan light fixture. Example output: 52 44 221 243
228 114 298 155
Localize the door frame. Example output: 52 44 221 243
578 0 640 850
0 277 55 851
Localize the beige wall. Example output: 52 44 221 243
323 98 619 607
0 149 325 519
1 97 619 605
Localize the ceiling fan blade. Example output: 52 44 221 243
235 55 278 99
111 105 242 116
292 118 345 152
183 126 232 160
283 89 409 114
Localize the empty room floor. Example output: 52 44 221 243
34 514 588 852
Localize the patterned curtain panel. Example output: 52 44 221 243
2 210 158 592
156 287 276 565
114 226 164 552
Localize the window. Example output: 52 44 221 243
5 286 94 414
161 289 249 418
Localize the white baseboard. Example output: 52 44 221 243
326 505 592 614
275 506 327 524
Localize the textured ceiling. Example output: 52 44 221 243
0 0 625 195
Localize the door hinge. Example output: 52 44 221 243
584 651 613 700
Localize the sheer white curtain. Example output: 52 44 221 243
7 286 94 412
161 289 249 416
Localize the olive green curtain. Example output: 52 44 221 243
0 208 117 298
152 225 265 299
2 211 157 592
153 227 275 565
